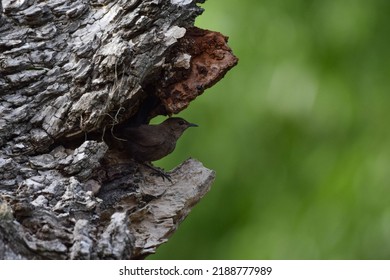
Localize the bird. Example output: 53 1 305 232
112 117 198 180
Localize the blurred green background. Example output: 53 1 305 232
150 0 390 259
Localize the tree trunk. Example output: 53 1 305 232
0 0 237 259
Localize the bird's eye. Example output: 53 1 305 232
178 120 185 125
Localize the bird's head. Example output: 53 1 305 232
163 117 198 138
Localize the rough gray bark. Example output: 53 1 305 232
0 0 237 259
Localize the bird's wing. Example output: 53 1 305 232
121 125 165 147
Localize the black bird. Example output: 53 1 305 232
113 117 198 180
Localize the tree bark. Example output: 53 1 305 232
0 0 237 259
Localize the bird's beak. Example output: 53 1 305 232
188 122 198 127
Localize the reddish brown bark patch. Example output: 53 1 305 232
156 27 238 114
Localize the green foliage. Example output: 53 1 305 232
150 0 390 259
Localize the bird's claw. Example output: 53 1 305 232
151 170 172 183
139 162 173 183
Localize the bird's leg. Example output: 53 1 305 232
140 162 173 183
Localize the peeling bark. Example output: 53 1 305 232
0 0 237 259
